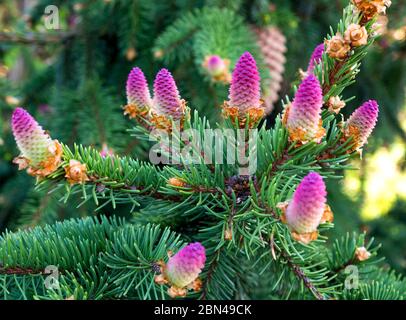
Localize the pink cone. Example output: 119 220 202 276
11 107 55 167
204 55 227 77
285 172 327 234
307 43 324 74
153 68 184 120
286 74 323 142
345 100 379 149
126 67 152 108
165 242 206 288
228 52 261 112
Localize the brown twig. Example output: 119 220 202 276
0 31 75 45
0 266 44 275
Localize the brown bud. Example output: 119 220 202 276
327 96 346 114
5 96 20 106
224 228 233 241
64 160 89 185
325 34 351 59
123 104 138 119
344 24 368 47
168 177 186 187
355 246 371 261
320 204 334 224
154 49 164 59
126 47 137 61
353 0 391 19
0 64 8 78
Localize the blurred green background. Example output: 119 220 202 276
0 0 405 274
